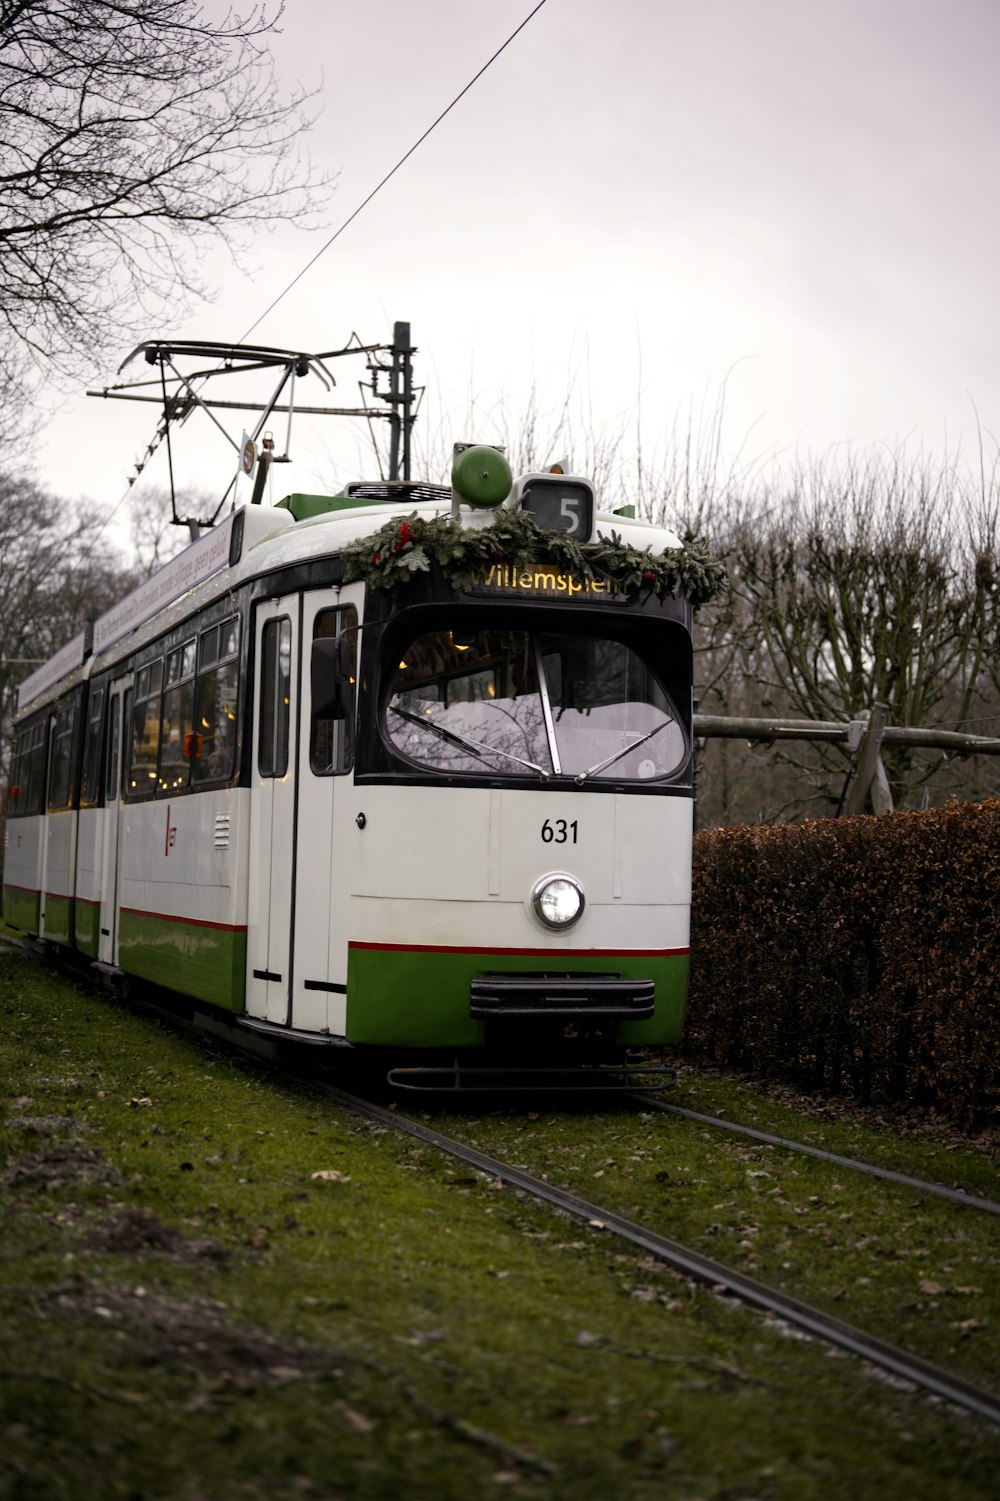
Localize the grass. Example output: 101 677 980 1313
430 1094 1000 1395
659 1066 999 1196
2 942 1000 1500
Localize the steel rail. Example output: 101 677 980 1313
320 1083 1000 1428
627 1095 1000 1216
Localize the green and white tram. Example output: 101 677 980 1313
3 443 722 1085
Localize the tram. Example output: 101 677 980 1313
2 346 723 1087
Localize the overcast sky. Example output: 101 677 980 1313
33 0 1000 522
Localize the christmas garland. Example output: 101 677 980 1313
340 508 726 608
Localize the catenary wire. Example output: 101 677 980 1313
77 1 549 562
239 0 549 341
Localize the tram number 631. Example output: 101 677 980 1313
541 819 578 844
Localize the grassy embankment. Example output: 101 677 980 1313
2 942 999 1501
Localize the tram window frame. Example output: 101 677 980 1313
382 620 689 785
7 726 27 817
8 718 47 818
125 612 243 801
80 687 106 808
158 638 198 795
191 618 241 787
310 606 358 776
47 698 78 811
128 656 164 798
26 720 47 813
259 616 292 778
106 694 122 803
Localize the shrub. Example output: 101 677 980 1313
686 800 1000 1129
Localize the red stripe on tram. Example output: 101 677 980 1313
349 941 689 959
119 906 247 935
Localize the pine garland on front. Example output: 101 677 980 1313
340 510 727 608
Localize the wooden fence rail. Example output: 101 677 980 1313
692 705 1000 814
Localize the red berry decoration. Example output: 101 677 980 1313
491 548 505 563
398 521 412 545
642 567 657 585
373 551 383 566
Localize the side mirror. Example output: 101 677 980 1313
311 634 353 720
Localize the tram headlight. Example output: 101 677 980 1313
531 873 585 930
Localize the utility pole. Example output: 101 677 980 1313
386 321 415 481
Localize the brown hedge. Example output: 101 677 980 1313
686 799 1000 1129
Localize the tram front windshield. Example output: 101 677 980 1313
385 627 686 782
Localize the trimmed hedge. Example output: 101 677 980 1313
687 799 1000 1129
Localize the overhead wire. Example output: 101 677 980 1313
240 0 549 341
77 0 549 562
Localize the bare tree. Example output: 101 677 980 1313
707 450 1000 816
0 1 330 407
420 371 1000 823
0 471 135 786
128 483 215 576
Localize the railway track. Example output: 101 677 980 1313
625 1093 1000 1216
11 951 1000 1430
309 1078 1000 1429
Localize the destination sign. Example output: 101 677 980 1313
470 562 623 600
16 631 87 711
93 511 238 654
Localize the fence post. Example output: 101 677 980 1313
842 703 894 815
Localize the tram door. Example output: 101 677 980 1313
98 681 129 965
288 590 357 1036
246 598 299 1022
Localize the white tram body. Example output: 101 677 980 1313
4 470 697 1073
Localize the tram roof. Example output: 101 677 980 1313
14 490 685 716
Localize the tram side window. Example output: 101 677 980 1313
385 627 686 782
8 719 47 817
310 606 358 775
48 700 78 810
80 688 106 807
192 619 241 786
26 721 46 813
107 696 122 802
129 660 163 796
127 618 241 799
158 640 196 794
7 728 28 817
259 617 291 777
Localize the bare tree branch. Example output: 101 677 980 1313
0 0 332 414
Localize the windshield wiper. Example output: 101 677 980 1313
389 705 550 778
573 719 674 785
